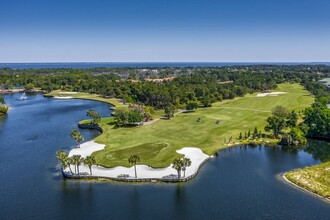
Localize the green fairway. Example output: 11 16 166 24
91 83 314 168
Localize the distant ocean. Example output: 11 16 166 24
0 62 329 69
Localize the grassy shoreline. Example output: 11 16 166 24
0 105 9 115
44 90 128 110
284 162 330 201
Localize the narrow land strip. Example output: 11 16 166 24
284 162 330 201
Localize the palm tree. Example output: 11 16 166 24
71 155 77 174
56 150 67 161
56 150 73 175
65 157 74 175
172 158 183 179
72 155 83 174
128 155 140 178
61 157 74 175
84 156 96 175
70 129 84 148
87 109 101 125
181 157 192 177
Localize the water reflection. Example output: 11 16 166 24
304 140 330 162
0 114 8 130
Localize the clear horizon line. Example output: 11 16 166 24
1 61 329 64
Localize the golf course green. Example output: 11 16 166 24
90 83 314 168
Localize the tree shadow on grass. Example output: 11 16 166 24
112 123 141 129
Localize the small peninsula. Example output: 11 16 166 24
284 162 330 201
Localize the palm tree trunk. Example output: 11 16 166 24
68 165 73 175
89 166 92 175
134 165 137 178
184 169 186 177
77 165 80 174
74 165 77 174
177 170 181 179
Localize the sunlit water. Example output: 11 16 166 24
0 93 329 220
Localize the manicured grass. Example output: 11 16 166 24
92 83 314 168
44 90 127 109
285 162 330 198
101 142 183 168
79 117 115 125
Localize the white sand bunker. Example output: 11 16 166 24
53 96 74 99
59 92 78 95
257 92 287 97
64 141 210 180
68 140 105 158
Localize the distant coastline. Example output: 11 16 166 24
1 62 330 69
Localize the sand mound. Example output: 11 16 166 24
59 92 78 95
53 96 74 99
257 92 286 97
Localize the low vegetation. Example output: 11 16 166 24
285 162 330 199
0 96 9 115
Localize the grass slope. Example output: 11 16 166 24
92 83 314 168
285 162 330 199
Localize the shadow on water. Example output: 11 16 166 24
48 165 64 181
280 139 330 162
0 114 8 129
304 140 330 162
173 184 188 218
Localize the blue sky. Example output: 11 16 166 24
0 0 329 62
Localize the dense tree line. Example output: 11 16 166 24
262 68 330 143
1 65 329 110
301 75 330 140
303 101 330 140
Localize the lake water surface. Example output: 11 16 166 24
0 93 329 220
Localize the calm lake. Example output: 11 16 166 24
0 93 329 220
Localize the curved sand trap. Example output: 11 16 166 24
59 92 78 95
53 96 74 99
257 92 286 97
65 141 210 179
68 140 105 158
